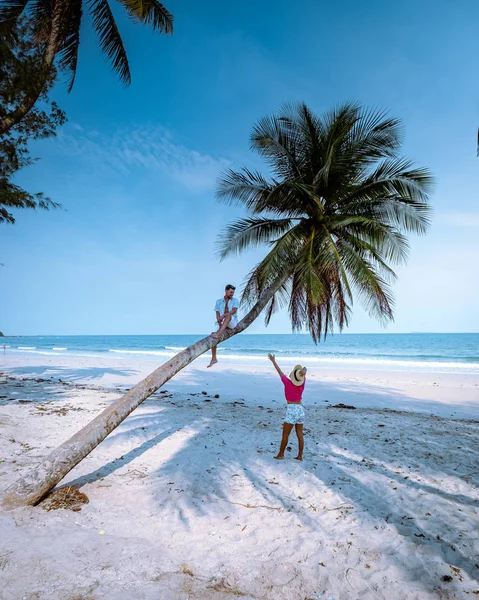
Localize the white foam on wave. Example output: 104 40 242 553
109 349 174 357
214 353 479 372
11 344 477 374
106 347 478 372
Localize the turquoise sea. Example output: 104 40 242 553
3 333 479 374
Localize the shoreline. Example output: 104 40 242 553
1 352 478 420
5 347 479 375
3 331 479 378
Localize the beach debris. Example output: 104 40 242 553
328 403 356 410
40 486 89 512
214 394 220 398
181 564 194 577
207 579 248 597
442 575 453 582
324 503 353 511
345 567 358 590
202 391 208 395
450 566 463 581
229 501 284 512
378 424 385 427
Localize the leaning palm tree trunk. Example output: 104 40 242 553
1 276 286 509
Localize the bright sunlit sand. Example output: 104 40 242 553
1 354 478 599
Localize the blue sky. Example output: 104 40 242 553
1 0 479 335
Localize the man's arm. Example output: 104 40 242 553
216 311 223 324
267 353 283 378
224 298 238 317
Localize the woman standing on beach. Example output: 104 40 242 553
268 353 307 461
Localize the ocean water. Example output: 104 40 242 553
2 333 479 374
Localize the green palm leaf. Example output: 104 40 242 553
88 0 131 84
0 0 29 30
217 217 295 260
116 0 173 31
58 0 83 91
217 102 433 341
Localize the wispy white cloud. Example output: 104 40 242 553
57 125 230 193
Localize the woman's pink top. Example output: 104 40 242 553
280 374 305 403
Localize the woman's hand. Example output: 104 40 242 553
267 353 275 362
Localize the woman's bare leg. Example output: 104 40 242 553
294 424 304 460
274 423 294 459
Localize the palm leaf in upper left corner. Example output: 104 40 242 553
116 0 173 32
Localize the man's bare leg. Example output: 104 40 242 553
211 313 232 338
208 344 218 368
274 423 294 459
294 424 304 461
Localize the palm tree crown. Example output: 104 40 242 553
0 0 173 90
217 103 433 342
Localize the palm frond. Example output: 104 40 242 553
116 0 173 31
241 222 309 308
264 288 289 326
217 217 294 260
216 168 273 209
347 107 402 160
338 239 395 322
87 0 131 85
0 0 29 29
27 0 53 44
58 0 83 91
250 112 304 181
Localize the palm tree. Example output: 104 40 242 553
1 102 433 509
0 0 173 135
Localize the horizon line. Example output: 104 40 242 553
2 331 478 337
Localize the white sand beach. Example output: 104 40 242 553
0 353 478 599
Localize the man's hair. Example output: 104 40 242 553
225 284 236 291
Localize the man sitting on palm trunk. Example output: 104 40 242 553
208 284 239 368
